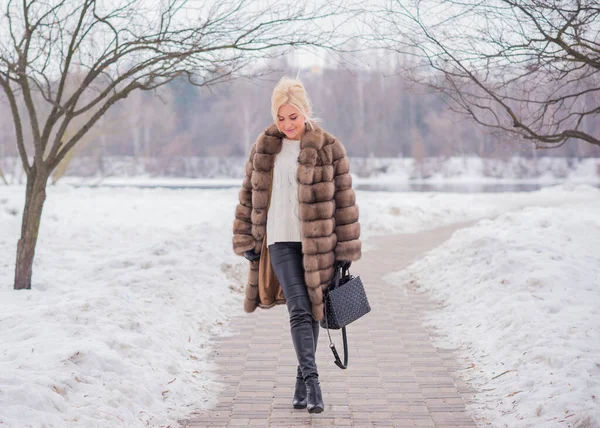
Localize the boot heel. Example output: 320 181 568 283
293 377 307 409
306 378 324 414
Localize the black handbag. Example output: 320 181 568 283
320 262 371 369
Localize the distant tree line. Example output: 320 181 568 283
2 56 600 168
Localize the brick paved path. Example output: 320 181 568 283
181 222 479 428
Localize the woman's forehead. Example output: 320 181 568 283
278 104 301 116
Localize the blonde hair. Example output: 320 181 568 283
271 77 316 131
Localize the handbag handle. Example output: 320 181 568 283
330 264 341 289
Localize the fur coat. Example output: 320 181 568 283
232 123 361 320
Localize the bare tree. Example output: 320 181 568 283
372 0 600 149
0 0 347 290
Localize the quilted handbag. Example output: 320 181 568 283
320 262 371 369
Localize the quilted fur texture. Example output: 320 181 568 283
232 124 361 320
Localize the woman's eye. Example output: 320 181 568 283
291 116 297 120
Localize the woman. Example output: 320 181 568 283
232 77 361 414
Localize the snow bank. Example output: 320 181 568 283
358 184 600 239
0 187 246 427
385 185 600 427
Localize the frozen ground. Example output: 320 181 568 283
1 184 598 427
386 185 600 427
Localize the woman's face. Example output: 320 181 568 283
277 104 306 141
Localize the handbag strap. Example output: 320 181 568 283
323 264 349 370
326 325 348 369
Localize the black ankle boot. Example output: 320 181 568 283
305 377 324 414
293 376 307 409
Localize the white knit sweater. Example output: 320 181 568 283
266 138 302 246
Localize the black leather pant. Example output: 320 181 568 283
269 242 320 381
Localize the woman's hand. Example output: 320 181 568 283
244 249 260 262
336 260 352 270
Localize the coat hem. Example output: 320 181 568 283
257 299 287 309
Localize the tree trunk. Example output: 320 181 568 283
14 167 48 290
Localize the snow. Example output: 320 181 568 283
385 185 600 427
1 183 599 427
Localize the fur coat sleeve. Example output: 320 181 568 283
232 143 257 256
330 139 361 261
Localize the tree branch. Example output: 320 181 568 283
374 0 600 148
40 0 93 152
49 82 141 170
0 73 29 173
